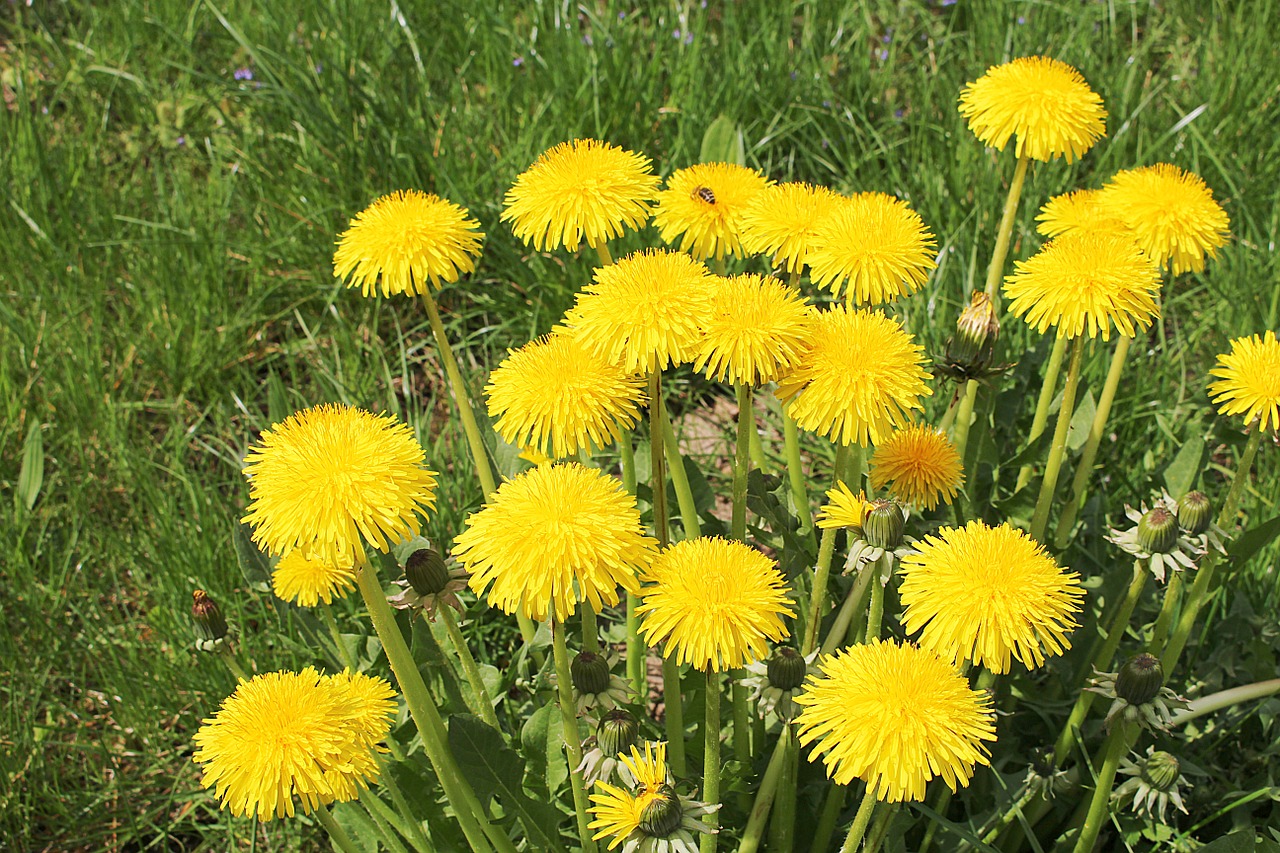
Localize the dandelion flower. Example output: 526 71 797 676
193 668 395 820
959 56 1107 163
1036 189 1129 238
486 334 647 459
692 273 811 386
561 250 715 374
794 641 996 802
808 193 938 306
243 405 438 566
1097 164 1231 274
1209 330 1280 432
653 162 770 260
333 190 483 296
453 463 656 621
869 425 964 511
899 522 1084 673
1003 231 1161 339
589 742 718 853
776 306 933 446
638 537 793 672
502 139 659 251
271 551 356 607
816 481 872 531
739 182 843 274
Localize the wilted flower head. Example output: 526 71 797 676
653 162 770 260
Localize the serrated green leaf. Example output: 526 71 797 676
16 421 44 512
1066 389 1096 452
449 714 567 852
1229 515 1280 568
233 521 273 586
700 115 745 165
520 702 567 795
1162 433 1206 499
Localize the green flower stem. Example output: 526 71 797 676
984 154 1031 300
1053 335 1133 548
1162 429 1264 675
619 428 645 698
1052 559 1147 768
1148 571 1183 652
749 417 769 473
819 561 875 658
864 554 891 641
1016 335 1069 493
595 242 614 267
661 656 687 776
551 618 600 853
354 558 503 853
1170 678 1280 726
1071 721 1130 853
802 444 853 654
732 677 751 811
732 384 754 541
918 789 952 853
1029 336 1085 543
865 801 899 853
839 787 880 853
768 735 800 853
420 290 496 498
809 784 846 853
951 378 981 467
359 789 413 853
701 669 723 853
216 644 249 683
439 605 500 729
783 410 814 533
660 407 702 538
316 802 364 853
321 602 357 671
373 756 435 853
649 371 671 548
937 387 962 435
737 724 794 853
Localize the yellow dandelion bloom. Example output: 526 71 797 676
1003 231 1161 340
869 425 964 511
486 333 647 459
561 249 715 374
653 162 771 260
243 405 438 566
692 273 811 386
1097 163 1231 274
589 784 646 850
193 668 394 820
816 481 873 530
271 551 356 607
502 139 659 251
958 56 1107 163
590 743 715 852
518 445 554 467
332 190 483 296
899 522 1085 673
739 182 843 275
808 193 938 306
1036 189 1130 238
637 537 793 672
794 641 996 803
1209 330 1280 432
453 463 656 621
776 306 933 446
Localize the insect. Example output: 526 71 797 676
692 185 716 205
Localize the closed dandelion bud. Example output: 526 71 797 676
1178 491 1212 535
572 651 612 696
1141 750 1181 792
597 708 640 758
947 291 1000 372
638 785 684 836
766 647 808 692
1116 653 1164 706
1137 507 1179 554
192 590 228 644
405 548 450 596
864 499 905 550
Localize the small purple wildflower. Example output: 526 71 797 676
176 135 186 146
790 71 798 80
822 100 831 107
821 139 829 149
673 28 681 39
684 31 694 45
582 33 593 45
314 63 323 74
513 56 524 67
876 48 889 61
1017 15 1026 24
941 0 957 5
894 109 904 119
881 32 892 44
233 67 253 81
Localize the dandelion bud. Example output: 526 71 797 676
405 548 450 596
572 651 612 696
864 499 906 550
1141 750 1182 792
766 647 808 692
1137 507 1179 554
1178 491 1212 535
1116 653 1164 706
947 291 1000 373
596 708 640 758
638 785 684 836
192 590 228 644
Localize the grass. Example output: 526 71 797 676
2 0 1278 848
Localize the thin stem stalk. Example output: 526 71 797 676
737 725 794 853
661 408 702 538
662 656 687 776
701 670 722 853
594 242 614 267
619 428 645 698
1029 336 1085 543
315 802 363 853
801 443 853 654
551 618 600 853
783 411 814 532
1071 722 1130 853
580 602 600 654
321 602 357 671
1016 335 1069 492
439 605 500 729
732 384 754 542
809 785 846 853
649 371 670 548
839 788 879 853
1148 571 1182 652
984 154 1031 300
